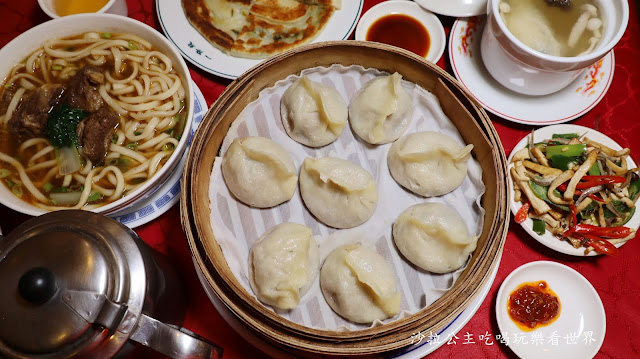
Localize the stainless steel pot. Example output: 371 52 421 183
0 210 222 359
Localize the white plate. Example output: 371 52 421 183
108 81 207 229
355 0 445 63
414 0 487 17
496 261 606 359
156 0 363 79
508 124 638 256
449 17 615 125
194 255 500 359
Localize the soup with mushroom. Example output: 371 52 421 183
498 0 604 57
0 32 188 210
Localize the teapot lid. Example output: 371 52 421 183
0 210 147 358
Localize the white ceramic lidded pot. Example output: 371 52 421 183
481 0 628 96
0 211 222 359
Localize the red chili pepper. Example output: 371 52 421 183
556 183 605 203
576 181 623 190
581 175 627 182
569 204 578 228
579 234 619 256
576 176 626 189
563 224 632 239
515 202 531 224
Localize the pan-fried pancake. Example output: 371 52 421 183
182 0 340 59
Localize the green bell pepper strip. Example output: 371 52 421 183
545 144 586 159
550 155 580 171
532 219 546 235
528 181 570 211
552 133 580 139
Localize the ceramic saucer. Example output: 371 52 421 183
449 17 615 125
108 82 207 229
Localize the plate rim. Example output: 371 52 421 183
507 124 638 256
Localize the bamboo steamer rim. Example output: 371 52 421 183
181 41 509 357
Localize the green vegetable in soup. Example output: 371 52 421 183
46 104 87 148
46 104 88 175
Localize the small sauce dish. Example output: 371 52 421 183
496 261 605 359
38 0 128 18
355 0 445 64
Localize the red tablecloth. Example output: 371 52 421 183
1 1 639 358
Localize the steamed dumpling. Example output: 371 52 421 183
249 222 320 310
299 157 377 228
393 203 478 273
280 76 348 147
387 131 474 197
320 244 401 323
348 72 413 144
222 136 297 208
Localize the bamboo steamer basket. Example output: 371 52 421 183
181 41 509 358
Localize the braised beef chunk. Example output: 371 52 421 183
76 107 119 164
8 84 65 140
65 65 105 112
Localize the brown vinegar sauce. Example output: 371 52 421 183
366 14 430 58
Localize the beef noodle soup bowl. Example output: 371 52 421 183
0 14 193 216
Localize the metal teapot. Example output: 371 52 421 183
0 210 222 359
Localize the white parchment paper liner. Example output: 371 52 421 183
208 64 486 331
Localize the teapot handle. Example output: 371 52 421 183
129 314 223 359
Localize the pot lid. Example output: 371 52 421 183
0 210 146 358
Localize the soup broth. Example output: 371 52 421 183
499 0 604 57
55 0 110 16
0 32 187 210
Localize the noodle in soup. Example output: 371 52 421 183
0 32 187 210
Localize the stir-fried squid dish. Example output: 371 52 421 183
511 132 639 255
0 32 188 210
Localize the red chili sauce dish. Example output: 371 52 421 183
365 14 430 58
507 281 561 331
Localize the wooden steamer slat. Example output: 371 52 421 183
180 41 509 358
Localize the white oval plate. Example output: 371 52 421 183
508 124 638 256
355 0 445 63
414 0 487 17
156 0 363 79
449 17 614 125
108 81 207 228
496 261 605 359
